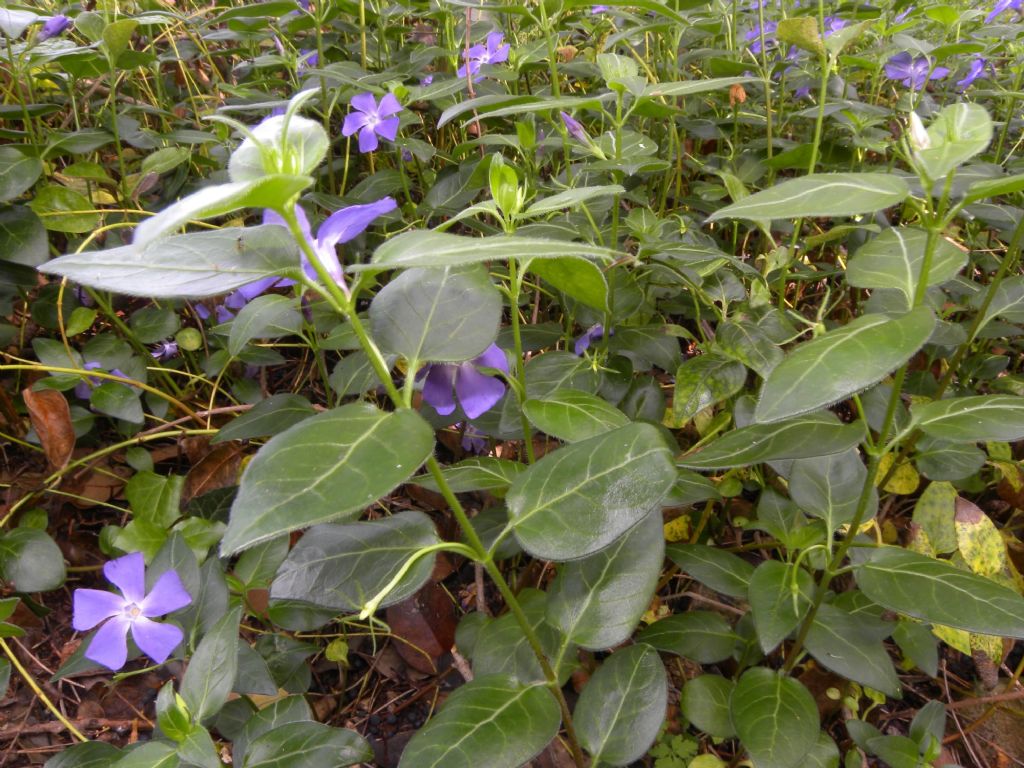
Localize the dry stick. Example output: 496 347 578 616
0 639 87 742
0 718 153 740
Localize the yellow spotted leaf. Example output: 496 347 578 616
932 624 971 655
987 442 1013 461
875 453 919 494
912 481 958 554
663 515 691 543
908 524 935 557
954 497 1008 577
993 460 1024 491
969 632 1004 662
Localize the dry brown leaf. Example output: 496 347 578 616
182 443 243 503
22 387 75 469
386 582 457 675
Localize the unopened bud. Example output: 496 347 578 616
907 111 931 151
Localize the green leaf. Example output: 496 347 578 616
846 228 967 309
507 423 676 561
90 383 144 424
641 76 756 98
963 172 1024 205
243 722 371 768
181 606 242 724
43 741 121 768
101 19 138 59
111 742 179 768
369 266 501 363
678 413 865 469
749 560 815 652
39 226 302 299
681 675 736 739
222 403 435 555
0 205 48 267
730 668 819 768
270 512 440 613
855 546 1024 637
667 543 754 599
915 103 993 181
707 173 909 223
132 175 312 248
911 481 958 554
546 510 663 649
911 395 1024 443
0 147 42 203
523 388 629 443
716 321 783 378
29 185 100 233
755 307 936 423
126 471 184 527
234 695 312 765
805 603 901 697
366 230 615 271
575 644 668 767
228 113 328 183
228 295 304 357
400 676 559 768
528 257 608 311
409 457 524 497
669 354 747 427
523 185 624 217
439 94 612 129
973 275 1024 330
177 726 220 768
472 590 573 684
212 394 316 444
789 448 875 533
776 16 824 55
637 611 736 663
0 528 66 592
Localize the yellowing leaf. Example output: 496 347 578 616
993 460 1024 491
987 442 1013 461
908 524 936 557
875 453 919 493
954 497 1008 577
912 481 958 554
969 632 1004 662
663 515 691 543
932 624 971 655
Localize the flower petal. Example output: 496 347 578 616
472 344 509 374
131 617 184 665
103 552 146 604
422 364 458 415
455 364 506 420
318 197 398 250
349 91 379 115
358 126 380 153
141 570 192 617
72 589 125 631
342 112 369 137
377 93 402 117
84 616 131 671
374 117 400 142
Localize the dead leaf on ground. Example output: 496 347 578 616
22 387 75 469
386 582 457 675
182 443 243 503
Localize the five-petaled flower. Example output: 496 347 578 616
150 340 179 361
744 21 778 54
457 31 510 79
72 552 192 671
574 324 608 356
343 93 402 153
986 0 1022 22
957 57 989 90
421 344 509 419
884 52 949 90
38 14 71 41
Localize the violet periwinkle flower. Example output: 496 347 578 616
420 74 434 86
297 49 319 74
823 16 847 36
745 21 778 54
957 57 989 90
560 111 589 143
421 344 509 419
574 324 607 356
884 52 950 90
457 31 510 79
894 6 914 23
151 340 179 361
342 93 402 153
75 361 129 400
72 552 192 671
986 0 1022 22
38 14 70 41
460 424 488 454
591 5 610 13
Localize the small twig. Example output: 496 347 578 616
0 717 152 740
0 638 88 742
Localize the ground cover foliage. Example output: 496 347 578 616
0 0 1023 765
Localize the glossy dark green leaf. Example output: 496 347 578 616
681 674 736 738
575 644 667 767
0 528 66 592
637 610 736 663
973 275 1024 330
222 404 435 554
228 295 303 357
717 321 783 378
243 722 370 768
177 726 220 768
181 606 242 724
707 173 909 222
642 75 755 98
528 257 608 311
410 458 524 497
910 395 1024 443
0 205 48 267
369 266 501 363
212 394 316 444
29 185 100 233
523 185 624 217
0 147 42 203
270 512 440 613
110 742 179 768
666 543 755 599
855 546 1024 638
234 695 312 765
678 413 865 469
789 448 875 533
749 560 815 652
507 423 676 560
805 603 900 697
730 668 819 768
547 511 663 649
39 226 302 299
43 741 121 768
669 353 747 426
90 383 144 424
399 675 560 768
893 619 939 677
846 228 967 309
755 308 935 423
523 388 629 443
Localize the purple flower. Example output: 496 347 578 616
460 424 488 454
72 552 192 671
297 49 319 73
986 0 1022 22
420 74 434 86
574 324 607 356
957 57 989 90
263 197 397 290
457 31 510 79
894 6 914 23
342 93 402 153
884 52 950 90
560 111 589 143
823 16 847 35
421 344 509 419
74 361 129 400
150 340 179 361
591 5 610 13
38 14 70 41
745 21 778 54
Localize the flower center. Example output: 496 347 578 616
366 114 380 128
479 52 491 63
124 603 142 619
